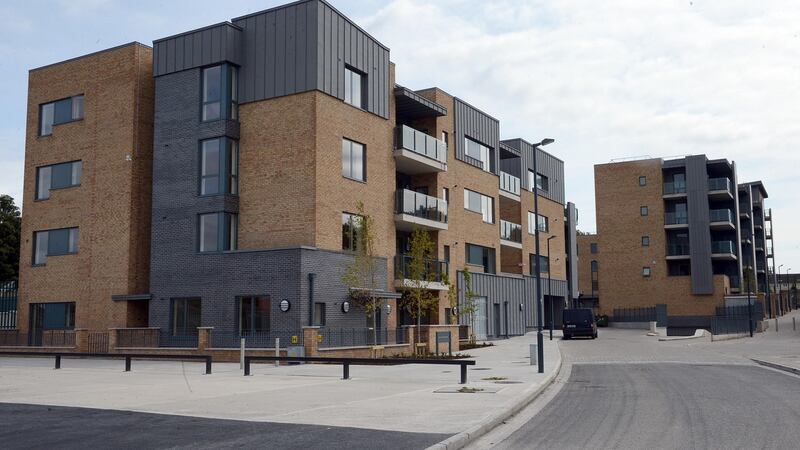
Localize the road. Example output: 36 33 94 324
472 324 800 450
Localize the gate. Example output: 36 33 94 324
88 331 109 353
0 281 17 329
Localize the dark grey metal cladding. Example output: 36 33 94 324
566 202 579 300
153 22 242 77
502 138 565 204
499 142 522 178
685 155 713 294
394 85 447 120
232 0 390 118
454 98 500 174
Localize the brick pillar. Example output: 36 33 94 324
108 329 118 353
74 329 89 353
404 326 415 346
303 326 320 357
197 327 213 351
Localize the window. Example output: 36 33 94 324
642 236 650 246
199 212 237 252
640 206 648 216
444 245 450 263
172 298 201 335
39 95 84 136
30 302 75 330
36 161 81 200
466 243 496 274
342 213 364 251
33 228 79 265
464 137 493 172
590 243 598 254
530 254 550 275
442 131 449 147
642 267 651 277
313 302 326 326
239 296 271 335
202 64 238 121
639 176 647 186
668 262 691 276
531 172 549 192
342 138 366 181
200 138 239 195
527 212 549 234
591 261 599 291
344 66 365 109
442 187 449 203
464 189 494 223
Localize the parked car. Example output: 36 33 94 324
562 308 598 339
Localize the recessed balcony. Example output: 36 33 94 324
663 181 687 198
664 212 689 229
499 172 521 201
394 189 448 231
393 125 447 174
711 241 737 260
666 243 691 260
500 220 523 249
709 209 735 230
708 178 734 200
394 254 449 291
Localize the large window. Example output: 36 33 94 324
239 296 271 335
40 95 84 136
466 243 496 274
199 212 237 252
342 213 364 251
313 302 326 326
344 66 366 109
464 189 494 223
342 138 366 181
33 228 79 265
36 161 81 200
200 138 239 195
30 302 75 330
172 298 201 335
529 171 549 192
464 137 493 172
527 212 548 233
531 254 550 275
202 64 238 121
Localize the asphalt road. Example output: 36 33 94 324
494 362 800 449
0 403 448 450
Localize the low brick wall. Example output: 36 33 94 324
317 343 412 358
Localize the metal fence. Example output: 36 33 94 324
210 330 304 348
612 307 656 322
318 328 408 349
0 330 24 346
42 330 76 347
0 281 17 329
158 332 198 348
458 324 470 341
117 328 160 348
711 302 763 335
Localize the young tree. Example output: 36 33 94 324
399 228 439 330
342 202 382 344
743 267 756 294
459 266 480 343
0 195 21 281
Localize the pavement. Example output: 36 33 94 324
0 332 560 449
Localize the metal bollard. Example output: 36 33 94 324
205 356 212 375
460 364 468 384
793 317 796 332
275 338 280 367
54 355 61 369
776 318 779 332
125 356 132 372
240 338 245 370
244 357 251 376
343 362 350 380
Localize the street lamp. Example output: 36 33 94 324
778 264 785 316
746 269 753 337
533 138 554 373
547 235 556 341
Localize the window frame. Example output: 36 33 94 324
35 160 82 200
199 137 239 196
464 136 494 172
640 206 649 216
590 243 598 254
201 64 239 122
313 302 326 326
639 176 647 186
32 227 79 266
463 188 494 224
642 236 650 247
341 138 367 182
239 296 271 335
342 212 364 252
198 212 238 253
344 66 367 109
642 267 652 277
171 297 202 336
530 254 550 275
39 94 85 136
465 243 496 274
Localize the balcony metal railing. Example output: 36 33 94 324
663 181 687 195
500 172 521 196
755 238 765 250
752 199 762 209
667 243 690 256
500 220 522 243
394 254 448 283
757 262 766 272
708 177 732 192
395 189 448 223
395 125 447 164
665 212 688 225
709 209 733 223
711 241 735 254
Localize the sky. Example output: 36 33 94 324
1 0 798 272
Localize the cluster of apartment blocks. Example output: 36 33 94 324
576 155 779 330
17 0 579 344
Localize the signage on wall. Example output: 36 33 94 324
291 335 298 344
280 299 291 312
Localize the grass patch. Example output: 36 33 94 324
460 342 494 350
382 352 472 360
481 376 508 381
458 387 484 393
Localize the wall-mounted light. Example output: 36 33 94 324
279 299 291 312
385 304 392 315
341 301 350 313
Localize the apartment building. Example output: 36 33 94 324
17 43 154 344
585 155 754 329
16 0 576 344
738 181 778 314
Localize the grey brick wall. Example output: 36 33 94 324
149 69 389 339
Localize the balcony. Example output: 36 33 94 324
757 262 766 273
754 218 763 229
707 177 733 200
752 198 762 210
394 189 448 231
393 125 447 174
500 220 523 248
664 212 689 228
738 204 750 219
755 239 765 252
740 231 752 244
663 181 687 198
499 172 521 201
711 241 736 260
394 255 449 291
767 244 774 258
666 243 691 260
709 209 734 230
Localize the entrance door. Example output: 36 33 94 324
474 297 488 340
493 303 501 337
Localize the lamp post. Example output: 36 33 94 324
778 264 784 316
533 138 554 373
746 269 753 337
547 235 556 341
